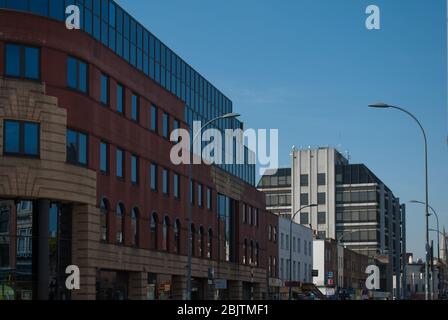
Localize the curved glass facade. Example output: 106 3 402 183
0 0 255 185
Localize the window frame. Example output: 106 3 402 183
67 55 88 94
3 119 40 158
66 128 88 166
4 43 41 81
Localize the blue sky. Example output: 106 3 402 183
116 0 447 259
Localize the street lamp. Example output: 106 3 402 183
289 204 318 300
186 112 240 300
409 201 440 261
369 102 430 300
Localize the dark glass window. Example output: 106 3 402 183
67 56 88 93
173 173 180 199
300 212 309 225
197 183 203 207
162 168 169 195
116 83 124 114
131 154 138 184
100 73 109 105
317 192 326 205
3 120 39 157
150 163 157 191
100 141 109 173
116 148 124 178
66 129 87 165
5 44 40 80
131 208 138 247
300 174 308 186
300 193 309 205
189 179 194 205
318 212 326 224
131 93 139 122
162 112 169 138
317 173 326 186
317 231 326 240
172 118 180 142
150 105 158 132
206 187 212 210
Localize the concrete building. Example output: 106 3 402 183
291 147 406 297
0 1 274 300
257 168 292 218
278 217 313 286
313 239 368 299
405 254 440 300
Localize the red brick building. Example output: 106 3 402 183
0 2 276 300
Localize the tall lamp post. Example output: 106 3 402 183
289 204 317 300
369 102 430 300
409 200 440 261
185 112 240 300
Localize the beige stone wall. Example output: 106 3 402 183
0 78 97 205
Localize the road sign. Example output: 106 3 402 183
327 271 334 279
214 279 227 290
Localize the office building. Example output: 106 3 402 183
0 0 271 300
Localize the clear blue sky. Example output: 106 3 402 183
116 0 447 259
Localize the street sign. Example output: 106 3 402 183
328 279 334 286
327 271 334 279
214 279 227 290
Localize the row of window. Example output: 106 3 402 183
2 41 255 185
241 239 259 266
266 193 291 207
298 212 327 225
3 43 182 147
241 203 259 227
1 121 215 210
299 192 326 206
100 199 214 258
0 0 237 126
280 258 312 282
335 190 377 204
267 225 277 242
299 173 326 187
280 233 312 256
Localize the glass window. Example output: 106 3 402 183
116 83 124 114
300 193 309 206
197 183 203 207
300 174 308 186
317 192 326 205
100 141 109 173
189 179 194 205
67 56 88 93
116 203 124 244
318 212 326 224
116 148 124 178
4 120 39 157
300 212 309 225
150 105 158 132
317 173 326 186
131 93 139 122
173 173 180 199
148 163 157 192
131 154 138 184
66 129 87 165
150 213 158 250
162 168 169 195
100 198 109 242
206 187 212 210
131 208 138 247
100 73 109 105
5 44 40 80
162 112 169 138
172 118 180 142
